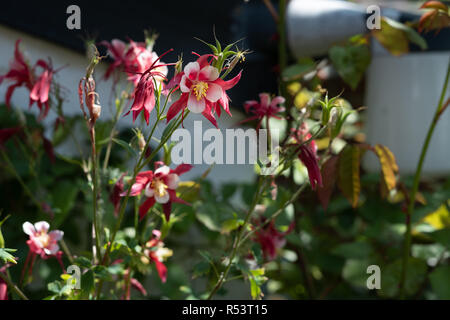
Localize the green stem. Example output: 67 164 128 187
90 127 102 263
399 58 450 298
0 271 29 300
207 177 268 300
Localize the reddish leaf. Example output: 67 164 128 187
317 155 339 211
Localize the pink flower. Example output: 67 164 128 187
0 40 56 120
291 124 322 190
166 54 242 127
29 60 54 120
124 49 173 125
101 39 168 86
144 230 173 283
253 217 295 261
241 93 285 129
121 162 192 221
0 40 33 108
22 221 64 258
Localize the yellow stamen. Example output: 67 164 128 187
37 232 50 247
192 81 209 101
151 179 168 198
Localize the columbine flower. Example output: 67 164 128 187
0 40 57 120
124 49 173 125
241 93 285 129
252 217 295 261
23 221 63 258
0 40 33 108
291 124 323 190
101 39 168 87
29 60 54 119
166 53 242 127
121 162 192 221
143 230 173 283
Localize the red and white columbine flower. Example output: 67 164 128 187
0 40 56 120
23 221 64 258
121 162 192 221
124 49 173 125
143 230 173 283
242 93 285 129
166 54 242 127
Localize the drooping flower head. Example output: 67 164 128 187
29 60 55 119
166 53 242 127
121 162 192 221
143 230 173 283
0 40 57 120
124 49 173 125
291 123 322 190
101 39 168 86
241 93 285 129
22 221 64 259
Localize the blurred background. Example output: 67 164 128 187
0 0 449 300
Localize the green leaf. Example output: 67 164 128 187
0 248 17 264
112 138 137 156
380 258 427 298
81 270 95 296
282 60 316 81
221 219 244 234
429 266 450 299
337 145 361 208
332 242 373 260
427 228 450 249
74 256 92 269
317 156 339 211
52 181 80 227
329 43 371 90
373 18 409 56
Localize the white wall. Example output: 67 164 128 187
0 24 256 188
364 41 450 175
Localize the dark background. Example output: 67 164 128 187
0 0 281 110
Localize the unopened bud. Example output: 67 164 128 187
91 103 101 122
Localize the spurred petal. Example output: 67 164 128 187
139 197 156 220
166 93 188 123
214 70 242 90
172 163 193 176
152 256 168 283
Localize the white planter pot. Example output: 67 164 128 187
364 48 450 175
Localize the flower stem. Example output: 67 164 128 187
0 271 29 300
90 126 102 263
207 176 268 300
399 58 450 298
